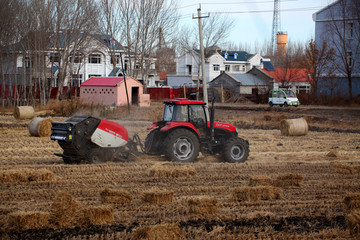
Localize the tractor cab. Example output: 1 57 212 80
161 99 208 137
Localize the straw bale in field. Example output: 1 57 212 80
188 197 218 216
29 117 53 137
100 188 133 205
49 191 80 228
131 223 184 240
326 150 339 158
347 210 360 234
248 176 273 187
6 211 49 231
79 205 114 226
0 168 55 184
280 118 308 136
344 193 360 211
141 188 174 204
246 211 274 219
273 173 304 188
149 165 196 178
232 186 282 202
14 106 34 120
331 162 357 175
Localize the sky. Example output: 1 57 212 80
177 0 337 49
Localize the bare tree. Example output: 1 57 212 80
304 39 335 98
116 0 178 88
324 0 360 103
51 0 99 100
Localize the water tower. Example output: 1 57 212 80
276 31 288 56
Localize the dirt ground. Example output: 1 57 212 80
0 104 359 239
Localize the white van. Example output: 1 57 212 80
269 89 300 107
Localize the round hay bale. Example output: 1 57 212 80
280 118 308 136
14 106 35 120
29 118 53 137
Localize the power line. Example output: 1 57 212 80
208 7 322 15
178 0 298 9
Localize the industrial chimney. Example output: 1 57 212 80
276 31 288 56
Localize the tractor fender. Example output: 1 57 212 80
147 121 161 130
160 122 200 138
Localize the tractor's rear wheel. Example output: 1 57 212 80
164 129 199 162
222 137 249 163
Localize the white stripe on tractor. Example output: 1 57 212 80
91 128 128 148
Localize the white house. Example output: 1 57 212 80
170 49 265 86
2 33 159 89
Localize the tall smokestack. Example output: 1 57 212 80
276 31 288 56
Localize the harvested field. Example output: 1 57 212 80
1 104 360 239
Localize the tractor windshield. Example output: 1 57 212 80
163 104 174 121
163 104 188 122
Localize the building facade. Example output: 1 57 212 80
1 33 159 90
313 0 360 98
173 49 265 85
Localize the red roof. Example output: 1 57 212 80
164 98 205 105
262 68 310 83
81 77 125 86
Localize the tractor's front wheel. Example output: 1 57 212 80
164 129 199 162
222 138 249 163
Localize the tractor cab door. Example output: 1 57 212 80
189 105 207 138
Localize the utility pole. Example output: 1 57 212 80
193 5 209 119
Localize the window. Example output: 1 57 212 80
348 22 354 39
135 63 140 69
213 64 220 71
224 53 228 59
71 74 83 87
189 105 206 122
24 57 31 68
242 65 246 72
225 65 230 72
89 54 101 64
49 54 59 63
70 54 82 63
234 53 238 59
347 51 353 66
233 65 240 72
88 74 101 78
186 65 192 75
110 55 120 64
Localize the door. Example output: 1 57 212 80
189 105 207 137
131 87 139 105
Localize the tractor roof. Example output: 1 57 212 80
164 98 205 105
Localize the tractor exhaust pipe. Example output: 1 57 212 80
210 97 215 141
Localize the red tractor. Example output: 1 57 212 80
144 98 249 163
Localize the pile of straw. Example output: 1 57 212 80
347 210 360 234
344 193 360 234
131 223 184 240
100 188 133 205
344 193 360 211
14 106 34 120
273 173 304 188
29 117 53 137
326 150 339 158
232 186 282 202
0 168 55 184
79 205 114 226
141 188 174 204
248 176 273 187
280 118 308 136
188 197 218 216
6 211 49 231
49 191 80 228
149 165 196 178
331 162 357 175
